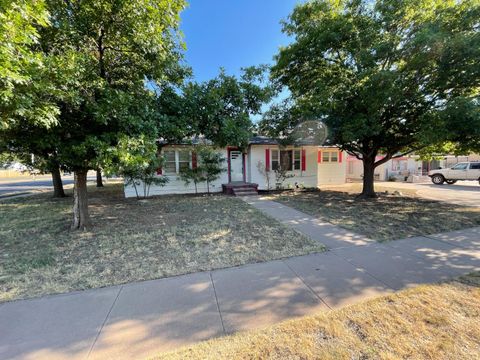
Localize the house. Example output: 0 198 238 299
123 136 348 197
346 153 480 182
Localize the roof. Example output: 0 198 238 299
248 136 328 146
248 136 279 145
159 135 328 147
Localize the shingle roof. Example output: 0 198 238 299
248 136 279 145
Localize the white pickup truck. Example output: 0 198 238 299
429 162 480 185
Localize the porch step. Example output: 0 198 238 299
233 190 258 196
232 186 256 192
222 182 259 196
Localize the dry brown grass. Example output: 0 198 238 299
268 190 480 241
0 184 324 302
157 273 480 360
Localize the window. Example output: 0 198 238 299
330 151 338 162
162 149 191 174
469 163 480 170
452 163 468 170
271 149 302 171
271 149 279 170
178 150 190 172
163 150 176 174
293 150 301 170
322 151 339 163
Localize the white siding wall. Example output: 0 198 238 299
248 145 318 190
124 147 229 198
124 144 350 197
346 157 388 181
318 149 348 185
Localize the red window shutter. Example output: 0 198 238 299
192 151 197 169
317 150 322 163
265 149 270 171
301 149 306 171
338 151 343 163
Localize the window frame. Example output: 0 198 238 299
271 149 279 171
293 150 301 170
270 148 302 171
322 151 339 163
163 150 177 175
161 149 192 175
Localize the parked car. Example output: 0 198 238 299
429 162 480 185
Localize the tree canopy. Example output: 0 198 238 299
1 0 188 228
270 0 480 197
0 0 58 129
182 67 275 148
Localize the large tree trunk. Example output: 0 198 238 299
359 156 377 198
71 169 91 230
96 168 104 187
51 166 66 198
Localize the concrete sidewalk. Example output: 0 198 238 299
1 200 479 360
242 196 374 249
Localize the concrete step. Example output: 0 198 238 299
233 187 258 196
233 190 258 196
232 186 257 191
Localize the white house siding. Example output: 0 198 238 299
124 146 229 198
248 145 319 190
346 156 389 181
317 149 348 185
124 144 350 197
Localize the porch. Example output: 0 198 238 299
222 182 258 196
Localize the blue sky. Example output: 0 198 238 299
180 0 302 81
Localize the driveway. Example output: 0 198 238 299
377 181 480 207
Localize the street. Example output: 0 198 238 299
0 175 96 198
375 180 480 207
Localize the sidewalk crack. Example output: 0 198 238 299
209 272 226 334
423 234 468 249
330 251 396 291
282 259 332 310
86 285 123 359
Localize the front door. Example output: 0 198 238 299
229 150 244 182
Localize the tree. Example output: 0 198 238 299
197 147 226 194
1 0 58 130
96 169 104 187
182 67 276 149
274 165 295 190
0 122 68 197
106 135 168 199
34 0 187 229
0 0 68 196
179 154 205 194
272 0 480 198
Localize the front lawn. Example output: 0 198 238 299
269 190 480 241
0 184 323 302
158 272 480 360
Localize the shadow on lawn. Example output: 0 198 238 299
272 190 480 241
2 239 479 360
